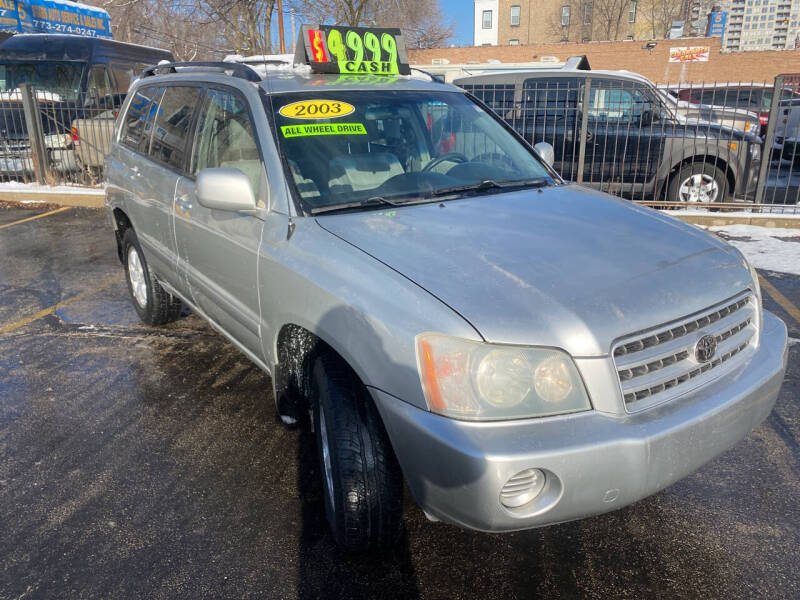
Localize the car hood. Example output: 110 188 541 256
316 185 753 356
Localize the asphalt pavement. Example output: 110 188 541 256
1 206 799 600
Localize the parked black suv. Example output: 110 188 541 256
0 34 173 176
456 62 761 204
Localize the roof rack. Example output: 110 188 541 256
142 61 262 82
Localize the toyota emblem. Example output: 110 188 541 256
695 334 717 363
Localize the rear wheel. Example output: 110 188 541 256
122 228 183 326
668 163 727 205
311 352 403 552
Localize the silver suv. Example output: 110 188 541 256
105 58 788 551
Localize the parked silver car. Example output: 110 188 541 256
105 58 788 551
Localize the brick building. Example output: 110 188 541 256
474 0 644 46
410 36 800 83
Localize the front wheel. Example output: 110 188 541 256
311 352 403 552
668 163 727 205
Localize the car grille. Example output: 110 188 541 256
612 292 758 411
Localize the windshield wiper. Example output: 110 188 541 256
430 178 552 198
310 195 405 215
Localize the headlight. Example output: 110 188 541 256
749 142 760 161
730 247 763 336
415 333 591 421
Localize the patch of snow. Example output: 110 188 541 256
708 224 800 276
788 337 799 346
0 181 103 195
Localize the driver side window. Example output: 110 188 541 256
587 81 654 123
191 89 261 197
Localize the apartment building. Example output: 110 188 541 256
691 0 799 51
473 0 642 46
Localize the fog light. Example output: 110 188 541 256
500 468 546 508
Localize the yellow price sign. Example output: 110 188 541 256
297 25 410 76
279 99 355 120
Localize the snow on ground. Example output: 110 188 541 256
0 181 103 195
708 224 800 275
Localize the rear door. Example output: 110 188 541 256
174 87 266 357
137 84 201 291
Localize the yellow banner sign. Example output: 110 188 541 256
279 100 355 120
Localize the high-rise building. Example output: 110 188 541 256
703 0 798 51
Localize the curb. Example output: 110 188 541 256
0 190 104 208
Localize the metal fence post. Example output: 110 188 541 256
753 74 784 205
576 77 591 184
19 83 50 185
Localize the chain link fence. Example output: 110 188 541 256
458 72 800 215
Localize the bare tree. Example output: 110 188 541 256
639 0 683 39
100 0 276 59
593 0 631 40
290 0 453 48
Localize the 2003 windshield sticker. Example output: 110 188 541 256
279 100 355 119
281 123 367 138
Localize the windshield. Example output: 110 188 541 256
0 62 84 100
268 90 554 212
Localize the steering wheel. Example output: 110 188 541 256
473 152 515 169
423 152 468 172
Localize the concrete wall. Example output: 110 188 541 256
409 36 800 83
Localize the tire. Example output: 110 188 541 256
311 352 403 551
668 162 727 205
122 228 183 326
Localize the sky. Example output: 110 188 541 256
440 0 474 46
270 0 473 51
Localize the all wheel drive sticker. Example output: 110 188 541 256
279 100 365 137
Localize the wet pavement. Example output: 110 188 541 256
1 206 799 599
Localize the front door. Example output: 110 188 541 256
582 79 664 197
174 87 266 358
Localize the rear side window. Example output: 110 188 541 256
119 86 163 152
147 86 201 169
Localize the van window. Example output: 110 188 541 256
0 61 84 99
120 86 164 153
191 89 261 194
147 86 201 169
110 64 135 93
87 66 112 99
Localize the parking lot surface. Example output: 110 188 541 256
1 206 799 599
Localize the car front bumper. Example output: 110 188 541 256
372 310 788 532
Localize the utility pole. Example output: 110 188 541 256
291 8 296 50
277 0 285 53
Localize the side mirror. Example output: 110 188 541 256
533 142 554 167
196 168 257 213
